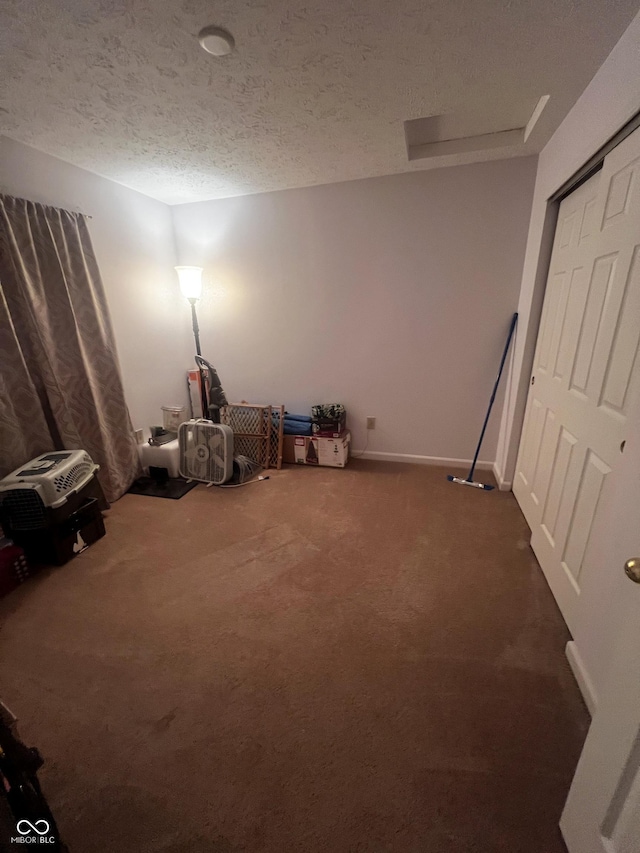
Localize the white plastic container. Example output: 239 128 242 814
162 406 186 432
138 439 181 478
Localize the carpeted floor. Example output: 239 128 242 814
0 461 589 852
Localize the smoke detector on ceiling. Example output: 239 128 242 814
198 26 235 57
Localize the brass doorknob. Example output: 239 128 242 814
624 558 640 583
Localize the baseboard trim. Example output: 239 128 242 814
566 640 597 716
351 451 493 470
492 462 513 492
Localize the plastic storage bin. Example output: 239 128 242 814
162 406 186 432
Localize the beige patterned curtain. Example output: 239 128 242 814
0 195 140 501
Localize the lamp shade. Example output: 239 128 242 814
175 266 203 300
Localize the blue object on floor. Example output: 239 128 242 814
284 413 312 423
283 420 312 435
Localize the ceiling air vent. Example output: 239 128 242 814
405 96 549 161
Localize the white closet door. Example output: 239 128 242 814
513 126 640 633
560 383 640 853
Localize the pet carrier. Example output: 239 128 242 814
0 451 99 525
0 451 108 565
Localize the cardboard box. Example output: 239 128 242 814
283 433 347 464
292 432 350 468
282 435 298 465
187 369 202 418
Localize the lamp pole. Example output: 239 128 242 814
175 266 207 418
189 298 209 417
189 298 202 357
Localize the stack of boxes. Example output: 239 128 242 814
283 404 350 468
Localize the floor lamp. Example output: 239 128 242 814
175 265 203 353
175 266 208 418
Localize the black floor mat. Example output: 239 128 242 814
127 477 198 500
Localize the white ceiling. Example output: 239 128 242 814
2 0 638 204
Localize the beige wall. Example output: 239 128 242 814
172 158 537 464
0 136 193 433
1 138 536 464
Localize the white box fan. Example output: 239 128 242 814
178 420 234 485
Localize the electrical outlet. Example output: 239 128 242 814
135 428 144 444
366 417 376 430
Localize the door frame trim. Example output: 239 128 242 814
550 109 640 204
566 640 598 715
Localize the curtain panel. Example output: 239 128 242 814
0 194 139 501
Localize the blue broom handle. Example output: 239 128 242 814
467 312 518 482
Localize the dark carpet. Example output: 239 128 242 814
0 460 589 852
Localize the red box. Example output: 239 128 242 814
312 427 348 438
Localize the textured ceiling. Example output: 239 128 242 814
1 0 639 203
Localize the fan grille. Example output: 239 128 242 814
178 422 233 485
